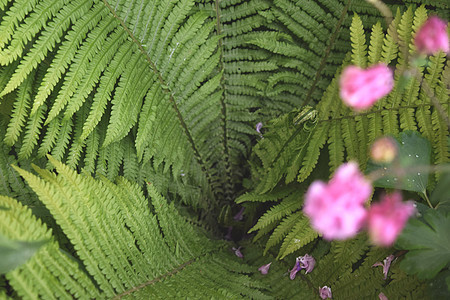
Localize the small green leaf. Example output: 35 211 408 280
396 210 450 279
367 131 431 193
0 234 47 274
431 172 450 212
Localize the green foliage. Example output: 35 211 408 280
239 7 449 263
1 157 268 298
396 209 450 280
367 131 431 193
0 233 47 274
0 0 448 298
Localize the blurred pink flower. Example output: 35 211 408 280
304 162 372 240
378 292 389 300
368 192 416 247
414 16 449 55
319 286 332 299
258 262 272 275
372 254 395 280
340 64 393 111
371 137 398 164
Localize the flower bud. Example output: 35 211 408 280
370 137 398 163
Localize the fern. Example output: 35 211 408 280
1 156 269 298
0 0 448 298
239 5 449 260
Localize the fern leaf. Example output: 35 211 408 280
18 104 46 160
0 0 68 65
4 70 34 146
249 189 302 233
368 22 385 66
32 3 107 114
341 117 359 161
47 18 123 124
103 53 150 146
328 120 345 173
0 0 94 98
397 6 414 64
297 121 329 183
264 210 303 255
349 13 367 68
381 9 400 64
278 214 318 259
0 195 101 299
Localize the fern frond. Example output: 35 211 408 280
4 69 34 146
5 157 270 298
249 188 302 233
368 22 383 64
277 214 318 259
0 195 101 299
350 13 367 68
264 210 302 255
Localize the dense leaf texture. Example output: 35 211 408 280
0 0 449 298
1 157 268 298
239 4 449 264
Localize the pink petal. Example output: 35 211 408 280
258 262 272 275
414 16 449 55
368 193 416 247
304 162 372 240
340 64 393 111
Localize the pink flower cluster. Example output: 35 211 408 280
368 193 416 247
414 16 449 55
303 162 415 246
304 162 372 240
339 64 393 111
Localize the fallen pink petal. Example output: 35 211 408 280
256 122 263 134
233 207 245 221
232 246 244 258
339 64 393 111
299 254 315 274
289 258 302 280
379 292 389 300
368 192 416 247
372 255 395 280
319 286 332 299
414 16 449 55
303 162 372 240
258 262 272 275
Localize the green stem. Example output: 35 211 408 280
422 191 434 209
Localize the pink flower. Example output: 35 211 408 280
414 16 449 55
340 64 393 111
299 254 315 274
290 254 316 279
258 262 272 275
372 255 395 280
367 192 416 247
304 162 372 240
290 258 302 280
371 137 398 164
378 292 389 300
319 286 332 299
